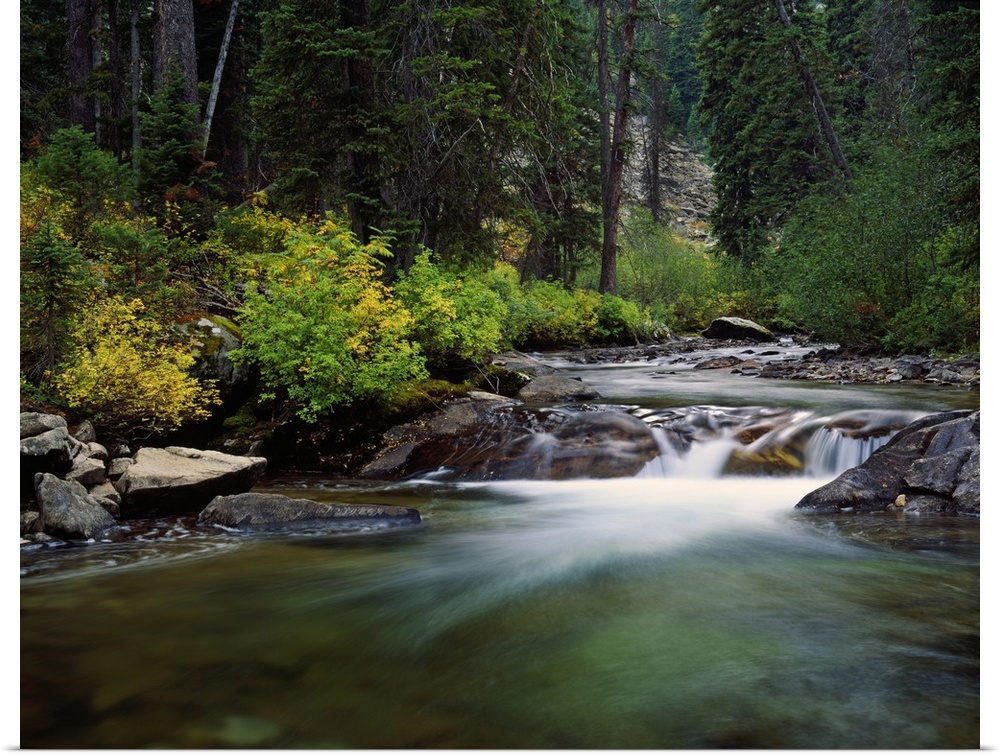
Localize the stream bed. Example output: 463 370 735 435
20 347 981 748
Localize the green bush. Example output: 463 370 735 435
603 210 764 334
30 126 130 237
394 251 507 365
20 176 95 381
231 217 428 420
762 146 977 351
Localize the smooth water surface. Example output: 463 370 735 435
20 353 980 749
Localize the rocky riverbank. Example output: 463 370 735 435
20 329 980 557
559 337 980 389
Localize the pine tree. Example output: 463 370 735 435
696 0 841 262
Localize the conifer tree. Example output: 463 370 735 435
696 0 840 262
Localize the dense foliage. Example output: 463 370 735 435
19 0 978 435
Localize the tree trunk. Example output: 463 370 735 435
68 0 100 132
596 0 612 293
106 0 125 156
130 0 141 209
152 0 198 104
646 19 665 223
202 0 240 153
773 0 852 181
599 0 640 296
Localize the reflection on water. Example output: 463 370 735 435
21 476 979 749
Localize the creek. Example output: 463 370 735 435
20 345 980 748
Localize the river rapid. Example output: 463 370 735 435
20 345 981 749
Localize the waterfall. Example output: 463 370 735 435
639 428 741 478
803 428 895 477
636 407 924 480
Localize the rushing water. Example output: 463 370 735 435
20 347 981 749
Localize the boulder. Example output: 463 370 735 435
694 355 741 370
795 410 979 515
21 412 68 439
65 455 107 488
71 420 98 444
515 375 601 403
34 473 119 540
199 492 421 532
361 399 657 481
21 425 77 498
114 446 268 516
183 316 256 409
701 317 774 342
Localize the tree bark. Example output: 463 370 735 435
202 0 240 153
773 0 852 181
130 0 142 209
599 0 640 296
152 0 198 104
106 0 124 156
68 0 100 132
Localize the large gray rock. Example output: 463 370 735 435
21 424 78 497
795 410 979 515
34 473 118 540
21 412 68 439
65 455 108 489
199 492 421 532
114 446 267 516
701 317 774 342
515 375 600 403
182 316 255 407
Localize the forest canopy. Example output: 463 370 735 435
19 0 979 433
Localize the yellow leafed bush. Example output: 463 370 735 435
51 295 221 437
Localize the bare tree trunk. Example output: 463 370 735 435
773 0 852 181
107 0 125 156
68 0 100 132
152 0 198 104
202 0 240 153
599 0 640 296
597 0 611 291
130 0 141 209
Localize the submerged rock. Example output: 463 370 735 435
199 492 421 532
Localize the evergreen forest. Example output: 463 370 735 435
19 0 979 442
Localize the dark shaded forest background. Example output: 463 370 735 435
16 0 980 439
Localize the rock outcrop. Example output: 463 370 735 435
199 492 421 532
515 374 601 403
20 411 270 546
360 393 657 481
795 410 979 515
114 446 268 516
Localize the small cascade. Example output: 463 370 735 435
803 428 894 477
635 407 926 480
638 428 741 478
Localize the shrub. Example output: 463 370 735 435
394 251 507 365
50 295 221 438
231 218 428 420
20 185 94 381
763 145 979 352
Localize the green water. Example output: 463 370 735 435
21 476 979 749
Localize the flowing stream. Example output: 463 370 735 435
20 346 980 748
